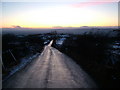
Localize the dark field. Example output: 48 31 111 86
2 29 120 88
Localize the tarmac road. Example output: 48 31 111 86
3 40 97 88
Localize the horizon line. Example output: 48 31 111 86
1 26 119 29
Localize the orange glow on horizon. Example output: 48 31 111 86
2 2 118 29
1 24 118 29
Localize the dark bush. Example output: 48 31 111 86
53 31 120 88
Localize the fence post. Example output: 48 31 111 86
9 49 17 62
0 55 6 70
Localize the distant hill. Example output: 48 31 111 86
2 27 119 36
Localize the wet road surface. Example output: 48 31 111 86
3 40 97 88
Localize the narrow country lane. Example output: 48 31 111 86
3 40 97 88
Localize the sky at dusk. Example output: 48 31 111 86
1 0 119 28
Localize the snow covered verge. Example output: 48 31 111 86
2 53 40 82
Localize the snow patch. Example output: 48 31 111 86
3 53 39 82
56 38 66 45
